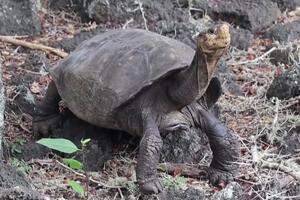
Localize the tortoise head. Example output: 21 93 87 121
197 23 230 56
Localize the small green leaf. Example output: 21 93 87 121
80 138 91 146
68 180 85 196
37 138 79 154
63 158 83 170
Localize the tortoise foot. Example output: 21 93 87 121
33 114 62 138
139 178 163 194
208 166 234 186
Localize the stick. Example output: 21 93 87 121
137 0 148 30
270 98 280 143
281 96 300 110
230 47 277 65
51 160 209 188
0 35 68 58
158 162 208 178
55 160 117 188
261 161 300 181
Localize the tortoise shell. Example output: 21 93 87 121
50 29 200 125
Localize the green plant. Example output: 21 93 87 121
37 138 91 197
9 157 32 175
107 176 139 196
10 138 26 155
162 173 188 190
36 138 79 154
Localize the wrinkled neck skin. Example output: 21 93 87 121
168 48 217 107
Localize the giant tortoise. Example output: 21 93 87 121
33 23 239 194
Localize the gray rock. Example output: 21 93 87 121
47 0 80 10
264 21 300 43
193 0 281 33
281 126 300 155
7 140 50 162
0 150 45 199
267 64 300 100
0 161 29 189
57 0 253 51
211 182 244 200
0 186 44 200
162 187 205 200
0 59 44 200
216 61 244 96
57 27 106 52
83 0 180 28
47 0 89 22
0 60 5 158
230 27 254 50
161 128 210 164
146 187 205 200
4 52 48 125
0 0 41 35
271 0 300 11
78 0 204 47
270 45 300 65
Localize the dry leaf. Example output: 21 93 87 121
30 81 42 94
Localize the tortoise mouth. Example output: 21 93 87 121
198 23 231 52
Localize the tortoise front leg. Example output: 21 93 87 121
196 106 240 185
33 81 62 138
136 113 163 194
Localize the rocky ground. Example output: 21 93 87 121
0 0 300 199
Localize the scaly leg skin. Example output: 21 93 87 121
136 113 163 194
197 107 240 186
33 81 62 138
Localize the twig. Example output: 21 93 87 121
117 187 125 200
122 18 134 29
230 47 277 65
17 68 44 75
270 98 280 143
0 35 68 58
261 160 300 181
55 159 117 189
281 96 300 110
113 192 118 200
10 90 21 102
137 0 148 30
158 162 207 178
19 123 31 134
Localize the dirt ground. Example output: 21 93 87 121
1 6 300 200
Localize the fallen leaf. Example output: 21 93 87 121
30 81 42 94
173 166 183 177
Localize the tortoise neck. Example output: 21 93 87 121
168 48 209 107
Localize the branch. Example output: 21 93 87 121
137 0 148 30
54 159 116 188
231 47 277 65
261 160 300 181
281 96 300 110
158 162 208 179
0 36 68 58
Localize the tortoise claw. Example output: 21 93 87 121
139 178 164 194
208 166 234 186
33 114 62 138
164 123 189 132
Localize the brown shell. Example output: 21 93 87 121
50 29 195 125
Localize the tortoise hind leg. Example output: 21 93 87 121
33 81 62 138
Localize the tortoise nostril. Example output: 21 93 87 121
208 28 214 34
